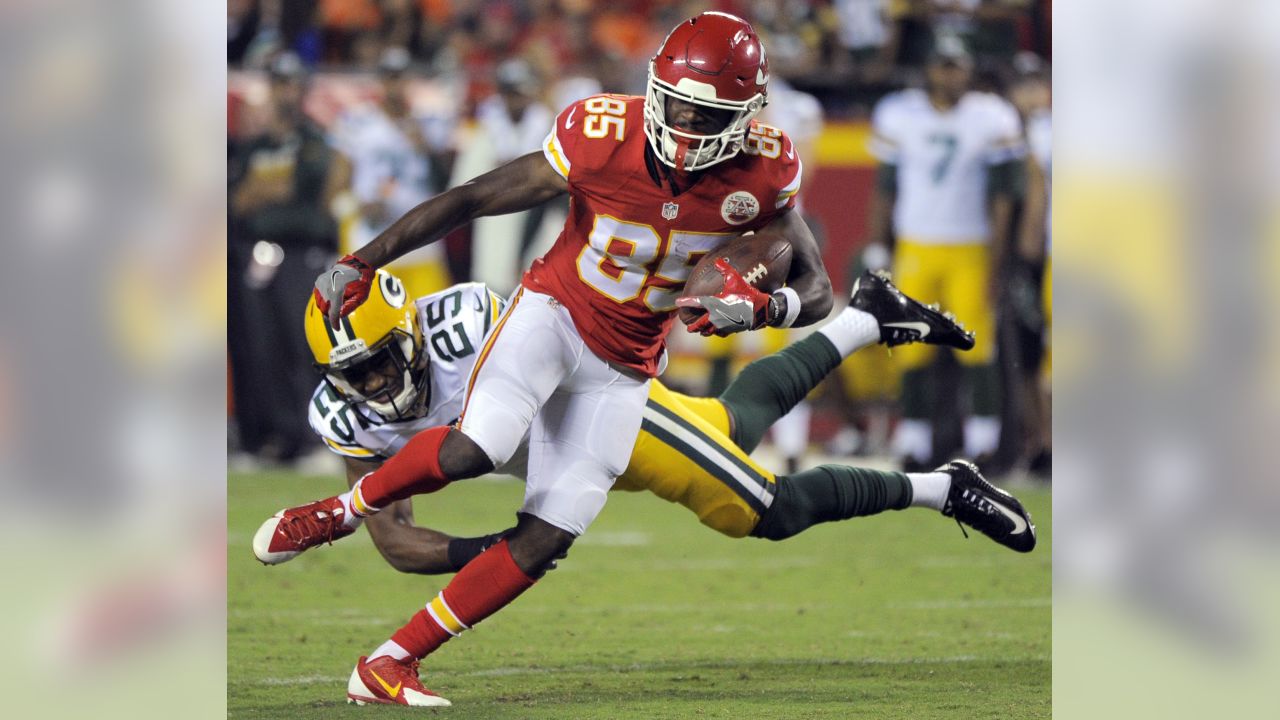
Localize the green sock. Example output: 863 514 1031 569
750 465 912 541
718 334 842 453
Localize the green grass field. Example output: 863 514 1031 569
229 469 1050 719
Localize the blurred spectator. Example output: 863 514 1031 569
742 0 826 80
319 0 383 65
520 4 604 111
328 47 454 298
229 1 324 68
450 58 557 293
228 0 263 66
228 53 346 462
882 1 1028 74
864 38 1025 470
1010 56 1051 476
831 0 897 84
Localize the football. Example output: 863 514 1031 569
677 230 793 325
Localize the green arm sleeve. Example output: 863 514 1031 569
875 163 898 195
988 159 1026 200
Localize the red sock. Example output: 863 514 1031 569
358 425 452 508
389 540 536 659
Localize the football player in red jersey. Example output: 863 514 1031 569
262 13 840 706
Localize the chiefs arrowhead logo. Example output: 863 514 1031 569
720 191 760 226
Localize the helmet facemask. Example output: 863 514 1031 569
643 62 765 172
324 328 430 421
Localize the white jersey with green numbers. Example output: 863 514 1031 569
871 89 1025 244
307 282 506 461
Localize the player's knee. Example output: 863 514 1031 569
749 480 813 541
439 429 496 479
700 507 755 539
749 512 805 541
506 513 575 578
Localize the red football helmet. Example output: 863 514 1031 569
644 12 769 171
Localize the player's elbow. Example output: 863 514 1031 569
794 275 834 326
811 279 834 317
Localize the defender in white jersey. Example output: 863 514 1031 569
865 37 1026 470
307 281 506 463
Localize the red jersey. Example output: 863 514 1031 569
523 95 803 377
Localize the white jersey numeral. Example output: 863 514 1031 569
576 214 732 310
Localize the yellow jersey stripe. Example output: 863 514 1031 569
323 437 376 457
774 187 800 209
543 134 570 179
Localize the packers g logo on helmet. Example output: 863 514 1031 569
304 269 430 419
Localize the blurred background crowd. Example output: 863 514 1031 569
227 0 1053 480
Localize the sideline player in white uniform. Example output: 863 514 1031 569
865 37 1026 469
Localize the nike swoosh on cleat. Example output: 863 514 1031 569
369 669 402 698
990 500 1029 535
884 321 931 338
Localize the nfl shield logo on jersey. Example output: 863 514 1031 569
662 202 679 220
721 191 760 225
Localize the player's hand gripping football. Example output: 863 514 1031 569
676 259 773 336
313 254 376 329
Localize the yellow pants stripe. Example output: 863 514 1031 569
615 382 775 538
640 399 774 514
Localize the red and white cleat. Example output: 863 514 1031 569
347 655 451 707
252 497 356 565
